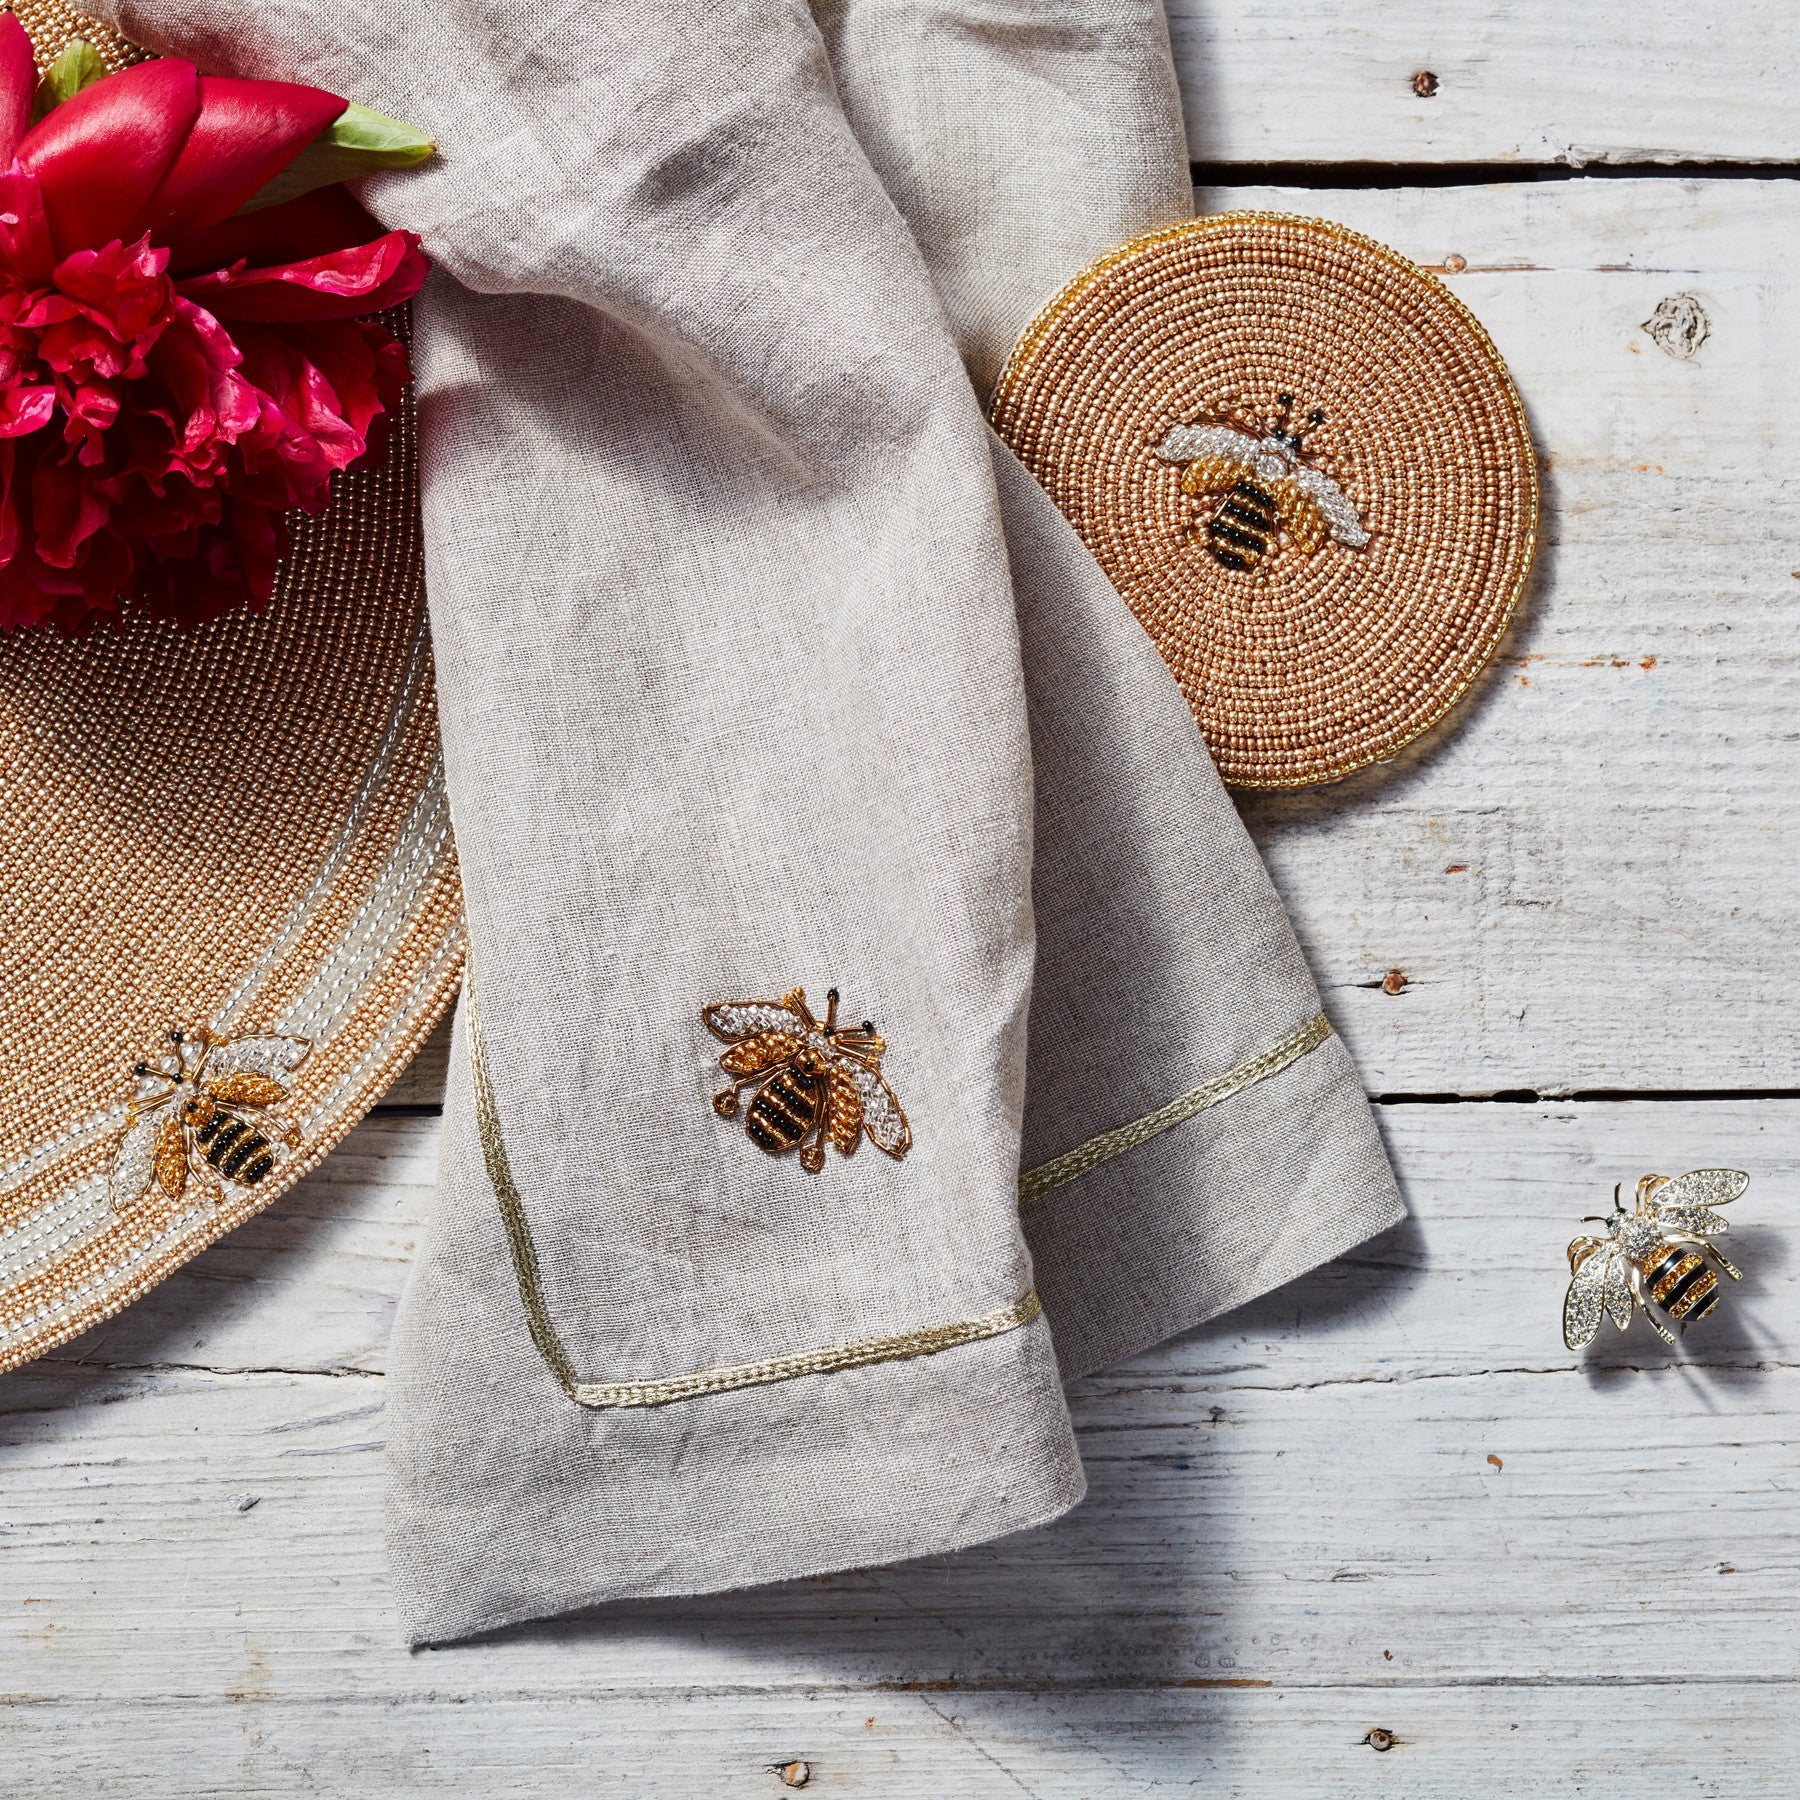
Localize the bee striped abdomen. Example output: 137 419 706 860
1206 479 1278 572
745 1067 824 1154
194 1112 277 1184
1645 1243 1719 1322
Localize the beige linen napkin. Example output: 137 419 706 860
98 0 1403 1643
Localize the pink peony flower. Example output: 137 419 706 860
0 19 428 632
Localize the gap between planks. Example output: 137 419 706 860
1193 159 1800 187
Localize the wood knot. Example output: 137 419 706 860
1365 1728 1398 1752
1641 293 1710 361
777 1761 811 1788
1412 70 1439 97
1381 969 1408 996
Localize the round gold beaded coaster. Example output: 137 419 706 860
990 211 1538 789
0 5 464 1374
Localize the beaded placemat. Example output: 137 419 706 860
0 5 464 1373
991 211 1538 789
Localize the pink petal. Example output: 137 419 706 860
49 236 174 355
148 297 259 458
147 77 347 244
31 442 111 567
165 185 385 278
0 438 22 568
17 59 201 256
0 13 36 166
0 382 53 438
176 230 427 322
0 168 55 286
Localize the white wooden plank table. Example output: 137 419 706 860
7 9 1800 1794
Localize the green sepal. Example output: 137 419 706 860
38 37 108 112
238 101 436 213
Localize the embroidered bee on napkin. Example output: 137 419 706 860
704 987 910 1172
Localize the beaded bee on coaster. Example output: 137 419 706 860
704 987 911 1172
110 1026 312 1211
1157 393 1369 574
1563 1169 1748 1350
989 211 1539 791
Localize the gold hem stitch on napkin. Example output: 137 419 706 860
568 1292 1042 1408
466 971 1041 1409
1016 1012 1334 1207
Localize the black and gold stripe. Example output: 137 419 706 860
194 1112 276 1184
745 1068 823 1153
1207 479 1277 571
1645 1244 1719 1322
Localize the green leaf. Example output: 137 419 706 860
40 37 108 109
238 101 436 214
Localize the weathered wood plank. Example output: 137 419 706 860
1167 1 1800 167
2 1685 1795 1798
1197 177 1800 1091
6 1353 1795 1694
6 1096 1795 1795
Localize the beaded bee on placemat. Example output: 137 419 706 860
1157 393 1369 573
1563 1169 1747 1350
704 987 910 1172
110 1027 312 1210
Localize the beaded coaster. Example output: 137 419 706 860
991 211 1538 789
0 5 464 1373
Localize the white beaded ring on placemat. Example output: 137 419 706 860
0 4 464 1374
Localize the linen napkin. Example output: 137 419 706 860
97 0 1404 1643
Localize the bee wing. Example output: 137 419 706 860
200 1033 311 1089
826 1067 864 1157
110 1101 175 1211
718 1030 800 1076
154 1117 191 1198
1157 423 1259 467
838 1055 911 1159
1290 464 1369 548
1602 1252 1635 1331
1563 1242 1623 1350
1270 479 1330 556
703 998 807 1042
1649 1168 1748 1235
204 1071 289 1108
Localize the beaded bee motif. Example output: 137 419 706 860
704 987 910 1173
110 1026 311 1211
1158 393 1368 573
1563 1170 1747 1350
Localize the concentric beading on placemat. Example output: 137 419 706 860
0 368 464 1362
991 212 1538 790
0 8 465 1371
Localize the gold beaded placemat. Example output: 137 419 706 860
991 211 1538 789
0 5 464 1374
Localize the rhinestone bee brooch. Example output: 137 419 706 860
1157 392 1369 573
1563 1169 1748 1350
110 1026 312 1211
704 987 910 1172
